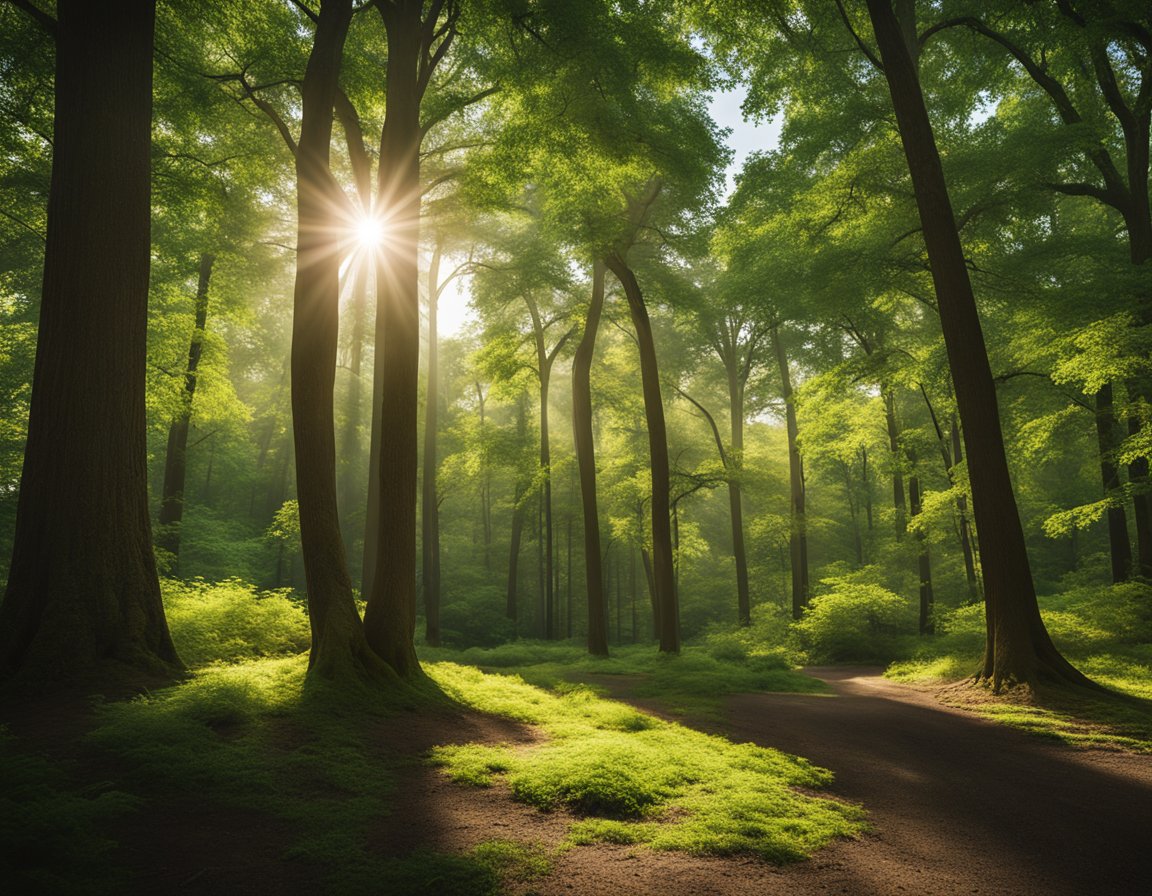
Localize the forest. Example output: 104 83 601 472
2 1 1151 894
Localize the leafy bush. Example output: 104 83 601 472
791 578 917 663
162 578 310 667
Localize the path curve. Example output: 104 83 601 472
710 666 1152 895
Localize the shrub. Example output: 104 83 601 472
791 578 916 663
162 578 310 667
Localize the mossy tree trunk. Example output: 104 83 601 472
0 0 181 684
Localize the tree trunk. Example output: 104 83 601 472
771 325 809 619
524 294 556 640
157 253 215 565
506 395 529 624
606 255 678 652
908 473 935 635
726 367 752 625
1123 382 1152 577
884 390 907 538
867 0 1092 689
573 263 609 655
290 0 387 682
363 1 424 678
0 0 180 683
1094 384 1133 583
338 259 368 576
421 246 442 646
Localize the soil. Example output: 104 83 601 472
8 666 1152 895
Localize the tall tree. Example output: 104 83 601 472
865 0 1092 688
0 0 180 681
156 252 216 565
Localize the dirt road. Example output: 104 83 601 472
520 667 1152 896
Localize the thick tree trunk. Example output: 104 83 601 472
422 246 442 646
908 473 935 635
338 260 368 574
606 255 678 652
290 0 387 682
0 0 180 682
573 263 609 656
1095 384 1132 583
157 252 215 564
771 326 809 619
867 0 1091 689
363 2 424 678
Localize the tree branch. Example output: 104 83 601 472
7 0 55 36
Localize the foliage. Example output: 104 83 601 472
791 576 918 663
162 577 310 668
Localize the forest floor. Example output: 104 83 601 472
6 665 1152 895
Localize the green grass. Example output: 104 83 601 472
428 662 865 862
420 639 829 719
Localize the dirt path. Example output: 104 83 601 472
697 666 1152 896
384 667 1152 896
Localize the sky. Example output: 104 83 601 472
435 85 782 338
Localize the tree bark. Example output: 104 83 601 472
884 390 907 537
1094 384 1133 583
908 472 935 635
290 0 387 682
421 245 442 646
725 366 752 625
771 325 809 619
363 0 425 678
157 252 215 565
0 0 180 683
573 263 609 655
867 0 1092 689
506 395 529 623
524 294 558 640
606 255 678 652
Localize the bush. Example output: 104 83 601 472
791 578 916 663
162 578 310 667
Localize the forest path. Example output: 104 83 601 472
679 666 1152 896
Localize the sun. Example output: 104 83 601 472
353 213 385 251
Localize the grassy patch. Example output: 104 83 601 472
420 640 828 718
428 662 864 863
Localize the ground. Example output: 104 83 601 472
5 666 1151 895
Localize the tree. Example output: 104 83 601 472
865 0 1093 688
0 0 180 682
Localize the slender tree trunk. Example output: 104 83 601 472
726 368 752 625
573 263 609 655
290 0 386 681
0 0 180 682
157 253 215 565
772 325 809 619
477 383 492 570
884 390 907 538
606 255 678 652
422 246 442 646
506 395 529 623
1095 384 1133 583
867 0 1091 688
363 1 424 677
909 473 935 635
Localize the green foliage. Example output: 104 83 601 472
791 576 917 663
427 662 863 862
162 577 310 668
